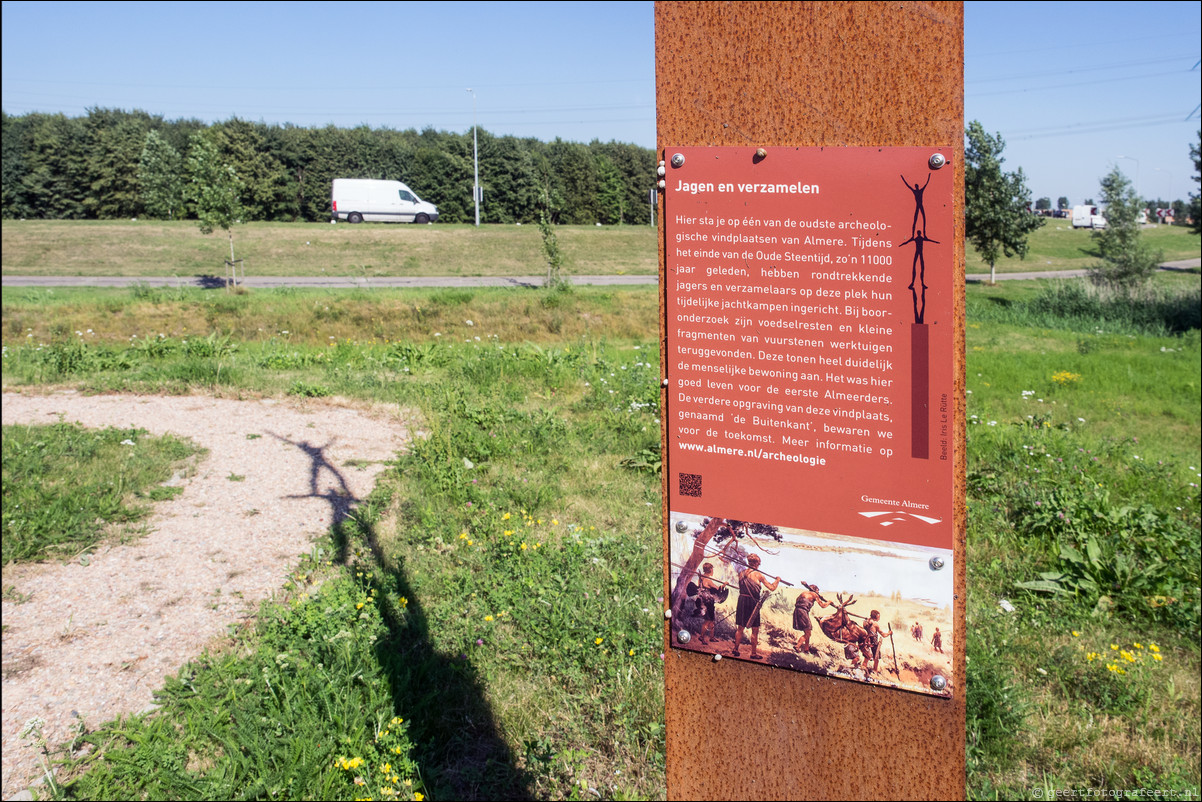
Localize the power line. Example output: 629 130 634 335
972 69 1193 97
967 54 1195 84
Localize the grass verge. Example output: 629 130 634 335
0 220 658 277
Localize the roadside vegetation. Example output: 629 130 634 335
2 273 1198 800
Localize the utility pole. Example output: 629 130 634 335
467 88 480 227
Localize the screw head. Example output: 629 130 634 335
657 179 666 190
929 555 946 571
661 378 669 387
671 153 685 168
755 147 767 158
657 165 666 177
928 153 947 170
677 629 691 644
930 674 948 691
663 609 672 620
713 653 723 662
675 520 690 534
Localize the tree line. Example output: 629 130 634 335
0 108 658 225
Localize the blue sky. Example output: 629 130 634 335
2 1 1198 206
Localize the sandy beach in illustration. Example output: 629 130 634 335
668 512 954 696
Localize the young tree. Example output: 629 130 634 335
1057 196 1070 211
1089 167 1161 290
138 130 184 219
185 132 244 279
1035 196 1051 212
1190 130 1201 236
964 121 1044 283
538 188 567 289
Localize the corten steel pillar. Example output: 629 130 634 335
656 2 967 799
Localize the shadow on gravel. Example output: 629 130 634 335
331 505 533 800
269 434 357 530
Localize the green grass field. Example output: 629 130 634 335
2 274 1198 800
0 220 658 278
2 218 1196 280
965 221 1199 274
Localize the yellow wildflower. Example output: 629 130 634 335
629 648 635 656
1149 644 1160 653
1134 642 1143 649
595 637 604 645
520 542 528 551
415 794 425 801
485 615 494 622
357 603 365 609
502 512 511 520
1071 631 1080 637
552 519 559 526
504 530 514 537
1153 654 1163 662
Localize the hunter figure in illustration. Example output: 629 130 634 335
792 582 830 655
732 553 780 659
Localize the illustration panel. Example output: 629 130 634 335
668 512 953 696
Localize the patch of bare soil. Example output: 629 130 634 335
1 391 414 799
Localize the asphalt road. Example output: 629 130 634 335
1 260 1196 288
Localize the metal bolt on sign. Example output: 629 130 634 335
929 555 946 571
671 153 686 167
928 153 947 170
675 520 690 534
930 675 948 692
677 629 692 644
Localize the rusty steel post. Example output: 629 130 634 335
657 2 966 799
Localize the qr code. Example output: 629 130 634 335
678 472 702 497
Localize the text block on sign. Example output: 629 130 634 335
665 146 956 695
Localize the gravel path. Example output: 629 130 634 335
1 391 414 800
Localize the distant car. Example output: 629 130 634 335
331 179 439 224
1072 205 1106 229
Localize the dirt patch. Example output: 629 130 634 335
1 391 414 799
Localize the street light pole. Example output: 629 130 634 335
467 88 480 227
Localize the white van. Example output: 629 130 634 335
1071 204 1106 229
331 179 439 224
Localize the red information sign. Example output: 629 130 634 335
665 146 955 695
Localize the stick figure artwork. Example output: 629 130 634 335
901 173 931 237
898 228 939 324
